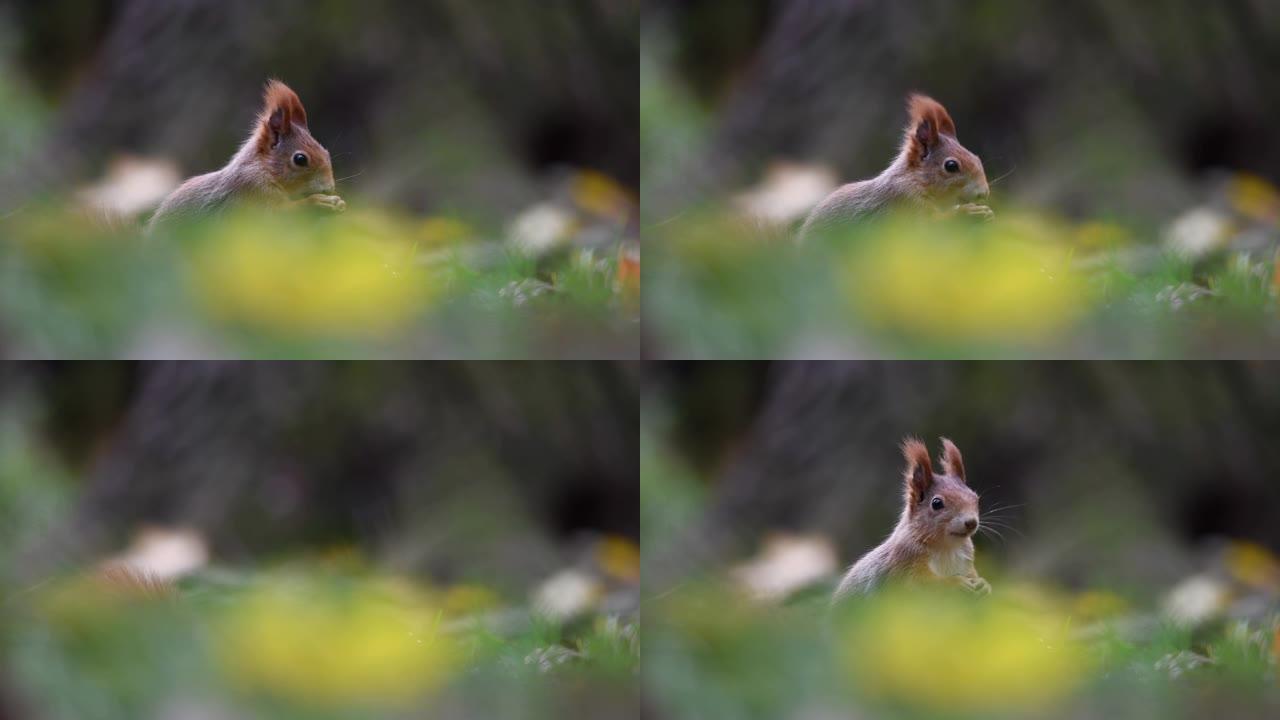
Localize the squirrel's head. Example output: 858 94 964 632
252 79 336 200
902 94 989 205
901 437 980 545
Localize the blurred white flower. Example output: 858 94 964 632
510 203 577 256
106 526 209 581
734 162 838 225
1164 207 1230 259
532 568 601 620
77 155 181 218
1163 574 1230 625
731 533 838 601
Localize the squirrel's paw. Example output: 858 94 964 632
962 575 992 596
305 194 347 213
955 203 995 222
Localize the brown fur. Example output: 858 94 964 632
904 94 957 166
939 436 965 481
833 437 990 601
97 564 175 600
148 79 342 231
901 437 933 508
798 93 990 241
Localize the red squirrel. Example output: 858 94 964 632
832 437 991 601
799 94 992 241
148 80 345 231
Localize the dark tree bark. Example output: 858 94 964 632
1 0 638 210
15 361 639 588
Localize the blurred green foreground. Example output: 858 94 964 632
641 420 1280 720
1 200 638 359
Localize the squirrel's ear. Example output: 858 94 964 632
264 107 288 150
901 437 934 507
911 118 936 163
904 93 956 166
256 80 308 152
939 437 965 483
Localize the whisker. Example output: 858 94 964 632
989 165 1018 186
979 513 1015 524
982 524 1022 536
335 170 365 184
977 526 1005 544
981 515 1020 525
980 523 1024 538
979 513 1019 524
0 203 30 220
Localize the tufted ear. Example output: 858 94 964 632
903 93 957 166
939 437 966 483
255 79 309 152
901 437 934 507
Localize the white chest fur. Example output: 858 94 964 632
927 542 973 579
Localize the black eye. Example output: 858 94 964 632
931 496 944 511
944 159 959 173
292 152 309 168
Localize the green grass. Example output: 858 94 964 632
3 567 638 720
0 391 639 720
0 201 636 358
642 577 1280 720
643 205 1280 358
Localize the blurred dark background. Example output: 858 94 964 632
1 361 638 593
643 0 1280 224
644 362 1280 593
0 0 637 218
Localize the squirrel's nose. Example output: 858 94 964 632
964 518 978 533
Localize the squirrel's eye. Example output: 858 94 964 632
944 159 960 173
292 152 309 168
931 496 944 511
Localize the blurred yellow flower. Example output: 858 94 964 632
596 536 641 584
218 578 459 707
1074 221 1131 251
189 212 431 338
839 590 1087 713
1228 173 1280 224
440 584 501 617
570 169 636 222
1071 589 1128 622
317 545 367 571
842 215 1087 343
1225 540 1280 592
418 216 474 247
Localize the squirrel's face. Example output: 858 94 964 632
901 437 980 545
254 80 338 200
271 127 337 200
921 135 989 205
902 94 990 205
915 475 980 545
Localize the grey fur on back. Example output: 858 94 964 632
831 542 892 601
146 138 277 232
796 157 926 242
